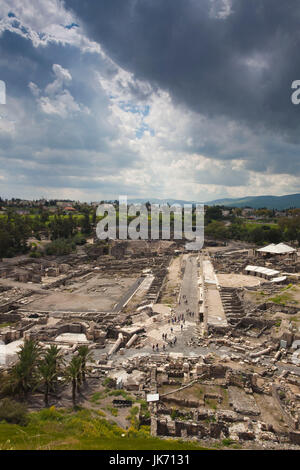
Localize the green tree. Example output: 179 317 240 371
205 220 228 239
64 355 82 406
205 206 223 224
81 211 92 235
76 346 94 383
38 345 63 407
45 238 76 256
249 226 265 244
10 339 42 398
0 211 31 258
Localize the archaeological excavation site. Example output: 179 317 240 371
0 238 300 450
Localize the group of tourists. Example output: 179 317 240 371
151 292 194 353
186 309 195 317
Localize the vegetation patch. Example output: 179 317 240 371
0 399 28 426
106 406 118 417
0 323 15 329
0 407 208 450
90 391 106 404
108 389 134 401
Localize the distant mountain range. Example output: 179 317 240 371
205 194 300 210
129 193 300 210
128 198 199 206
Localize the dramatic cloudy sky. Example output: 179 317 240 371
1 0 300 202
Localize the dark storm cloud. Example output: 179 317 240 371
64 0 300 142
1 0 300 200
0 30 52 99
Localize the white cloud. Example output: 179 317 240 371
38 90 79 117
29 64 88 118
0 0 101 52
28 81 40 97
209 0 233 19
45 64 72 94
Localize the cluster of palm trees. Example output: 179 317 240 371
7 339 93 407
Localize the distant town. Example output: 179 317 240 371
1 196 300 260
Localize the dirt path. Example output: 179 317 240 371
160 255 182 305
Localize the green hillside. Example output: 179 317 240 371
0 407 208 451
206 193 300 210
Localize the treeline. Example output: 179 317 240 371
205 216 300 245
49 211 93 239
0 211 31 258
0 209 94 258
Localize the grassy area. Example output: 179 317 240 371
107 389 135 401
205 398 218 410
270 285 298 306
89 388 135 405
90 391 107 404
0 214 85 222
106 406 118 417
245 222 279 230
194 387 204 399
269 294 292 305
248 284 300 307
0 407 209 450
212 438 241 450
0 322 15 329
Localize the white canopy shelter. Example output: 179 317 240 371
256 243 296 255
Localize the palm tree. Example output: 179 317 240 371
38 345 63 407
76 346 94 384
11 339 42 398
46 345 64 380
46 345 61 365
64 355 82 406
38 361 56 407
